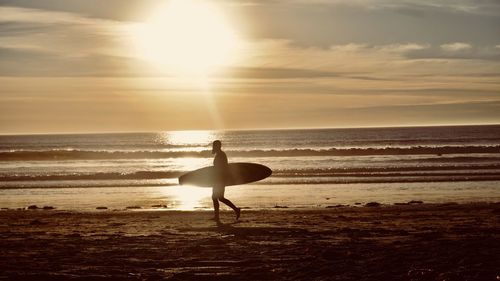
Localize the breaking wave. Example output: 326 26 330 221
2 164 499 183
1 145 499 161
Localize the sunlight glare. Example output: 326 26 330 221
170 186 210 210
132 0 241 76
164 130 214 146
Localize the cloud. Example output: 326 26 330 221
0 0 154 21
3 1 500 49
0 45 349 78
234 0 500 49
1 1 499 132
304 100 499 128
0 21 54 37
243 40 497 75
406 44 500 61
0 6 126 47
0 47 138 77
264 0 500 16
224 67 342 79
440 42 472 52
4 0 500 17
0 6 138 76
1 3 499 83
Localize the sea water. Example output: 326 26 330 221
1 125 499 210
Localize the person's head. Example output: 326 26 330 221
212 140 222 154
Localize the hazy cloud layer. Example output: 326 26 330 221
235 0 500 47
1 1 499 132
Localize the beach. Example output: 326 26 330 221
1 126 500 280
1 203 498 280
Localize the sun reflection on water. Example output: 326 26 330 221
169 186 211 210
156 130 216 210
163 130 214 146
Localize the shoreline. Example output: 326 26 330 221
1 200 496 211
2 182 499 212
3 175 500 189
1 202 498 280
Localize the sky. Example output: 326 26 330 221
0 0 499 134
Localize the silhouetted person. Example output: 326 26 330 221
211 140 240 222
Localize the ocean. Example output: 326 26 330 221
1 125 499 210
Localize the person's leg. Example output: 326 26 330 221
218 197 237 211
217 187 241 219
219 197 241 220
212 187 221 221
212 198 220 220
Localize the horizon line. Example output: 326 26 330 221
1 122 500 136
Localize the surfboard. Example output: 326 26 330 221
178 162 272 187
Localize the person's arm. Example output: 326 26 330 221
221 152 228 166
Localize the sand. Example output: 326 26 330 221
0 203 499 281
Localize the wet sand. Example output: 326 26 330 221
1 203 499 280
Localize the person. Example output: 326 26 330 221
211 140 241 222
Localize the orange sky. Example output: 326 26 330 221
1 0 499 134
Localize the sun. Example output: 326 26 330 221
132 0 240 76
